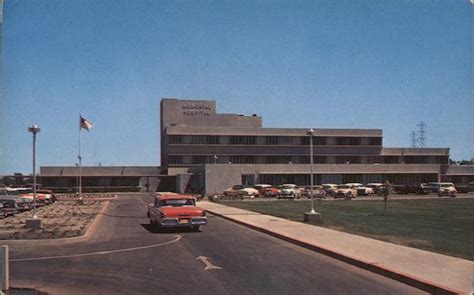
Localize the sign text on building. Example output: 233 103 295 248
182 103 212 116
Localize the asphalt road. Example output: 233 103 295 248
7 194 426 294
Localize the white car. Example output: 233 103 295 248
437 182 456 197
335 184 357 199
345 183 374 196
322 184 338 197
353 185 374 196
223 185 259 198
277 184 302 199
366 183 383 194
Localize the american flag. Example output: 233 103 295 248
80 115 93 131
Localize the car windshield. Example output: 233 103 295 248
337 185 350 189
159 199 195 207
440 184 453 188
255 185 270 189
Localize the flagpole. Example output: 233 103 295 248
78 115 83 202
78 114 93 203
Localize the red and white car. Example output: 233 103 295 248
148 194 207 231
255 184 280 197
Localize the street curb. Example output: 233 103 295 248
207 208 464 295
83 200 111 240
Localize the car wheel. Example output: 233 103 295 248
191 226 200 232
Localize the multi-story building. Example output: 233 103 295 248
38 98 472 194
161 98 453 195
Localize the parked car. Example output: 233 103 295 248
277 184 302 199
0 199 20 216
20 189 53 207
393 183 430 195
345 183 363 188
254 184 272 196
437 182 457 197
260 186 280 197
454 182 474 193
148 194 207 231
424 182 440 193
366 183 383 194
352 184 373 196
0 203 6 219
223 185 259 198
5 187 32 196
322 184 338 197
36 190 56 205
19 193 45 207
0 195 32 212
334 184 357 199
301 185 326 199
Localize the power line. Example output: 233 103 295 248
410 131 417 148
417 121 427 148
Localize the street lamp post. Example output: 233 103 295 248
28 125 40 218
309 128 315 213
26 125 42 229
304 128 321 222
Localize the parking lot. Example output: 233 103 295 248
215 192 474 202
218 182 471 201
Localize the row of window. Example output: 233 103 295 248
168 135 382 146
41 177 140 187
167 155 448 165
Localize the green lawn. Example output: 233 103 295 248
224 198 474 260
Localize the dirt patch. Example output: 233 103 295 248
0 200 106 240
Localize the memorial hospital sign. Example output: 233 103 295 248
182 103 212 116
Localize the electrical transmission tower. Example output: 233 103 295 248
410 131 417 148
417 121 427 148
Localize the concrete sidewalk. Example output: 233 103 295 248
200 201 473 294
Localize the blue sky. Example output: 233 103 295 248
1 0 472 174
